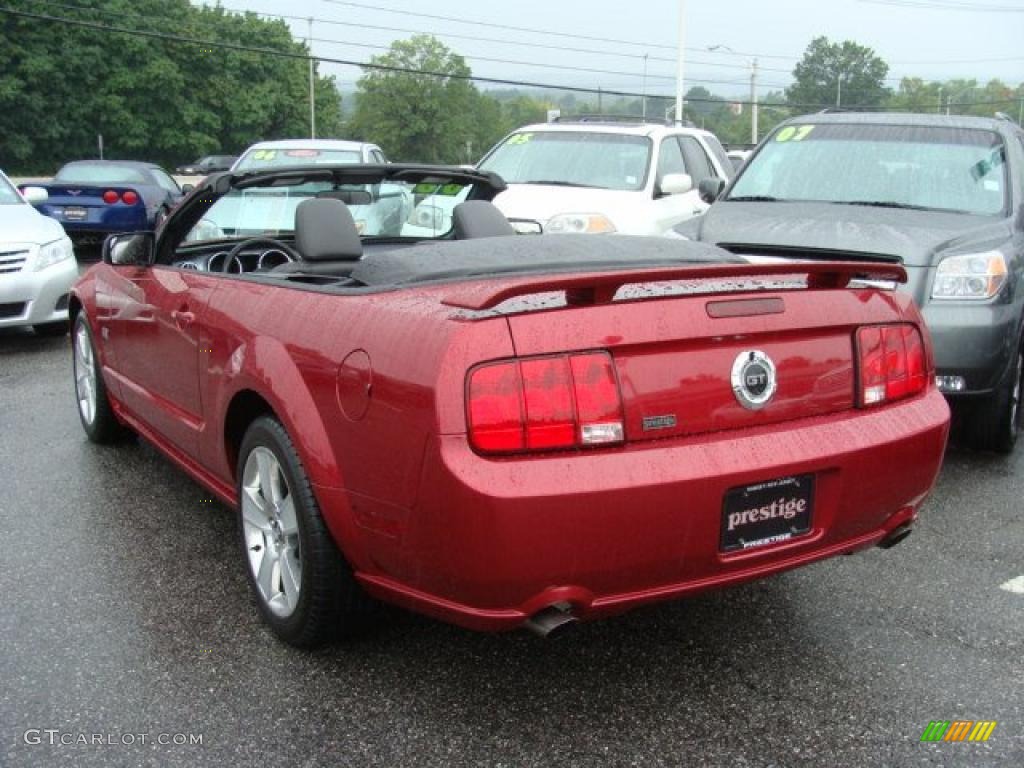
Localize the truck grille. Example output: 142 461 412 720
0 248 30 274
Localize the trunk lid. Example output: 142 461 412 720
448 263 913 441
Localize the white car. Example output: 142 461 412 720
0 171 77 336
475 119 734 236
226 139 413 237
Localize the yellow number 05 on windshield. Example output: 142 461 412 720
775 125 815 143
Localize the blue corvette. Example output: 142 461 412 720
28 160 189 254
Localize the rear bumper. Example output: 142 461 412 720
0 257 78 328
351 390 950 631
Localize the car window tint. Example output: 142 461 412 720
657 137 687 179
56 164 148 184
151 169 181 194
703 134 735 179
0 174 22 204
680 136 716 184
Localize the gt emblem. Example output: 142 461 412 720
731 350 777 410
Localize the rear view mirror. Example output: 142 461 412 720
658 173 693 197
103 232 155 267
698 177 726 205
20 186 48 204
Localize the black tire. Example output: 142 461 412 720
970 344 1023 454
33 321 68 337
236 416 371 647
72 313 130 444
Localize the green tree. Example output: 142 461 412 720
0 0 342 174
786 37 891 110
348 35 477 163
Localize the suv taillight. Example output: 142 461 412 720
856 324 927 407
467 351 625 454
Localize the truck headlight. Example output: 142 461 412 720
35 237 75 271
546 213 616 234
931 251 1007 300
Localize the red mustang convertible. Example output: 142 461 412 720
69 164 950 647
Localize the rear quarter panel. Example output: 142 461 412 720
198 279 514 572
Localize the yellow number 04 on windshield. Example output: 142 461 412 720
775 125 815 143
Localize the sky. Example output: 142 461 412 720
195 0 1024 99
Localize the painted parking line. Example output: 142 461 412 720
999 575 1024 594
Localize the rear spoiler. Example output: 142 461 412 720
441 261 907 311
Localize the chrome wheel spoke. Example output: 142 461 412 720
277 496 298 535
280 551 301 609
241 489 270 530
255 548 277 601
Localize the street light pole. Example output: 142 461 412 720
750 58 759 143
674 0 686 124
308 17 316 139
642 53 649 120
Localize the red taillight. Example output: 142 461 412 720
121 190 139 205
856 324 928 407
102 190 119 204
467 351 625 454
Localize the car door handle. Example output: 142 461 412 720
171 309 195 327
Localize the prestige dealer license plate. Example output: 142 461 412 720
720 474 814 552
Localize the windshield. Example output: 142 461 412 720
728 124 1007 216
183 178 457 242
0 173 23 205
479 131 651 191
235 148 363 171
56 164 149 184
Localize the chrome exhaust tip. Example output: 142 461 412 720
524 605 578 639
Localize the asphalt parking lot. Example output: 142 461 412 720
1 327 1021 768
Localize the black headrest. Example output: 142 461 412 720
295 198 362 261
452 200 515 239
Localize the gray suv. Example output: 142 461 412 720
678 112 1024 452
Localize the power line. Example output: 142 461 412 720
3 6 1020 114
317 0 803 60
33 1 788 90
210 2 798 73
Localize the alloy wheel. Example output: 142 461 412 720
73 322 97 426
241 446 302 617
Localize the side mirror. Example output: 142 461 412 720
181 184 195 194
698 177 727 205
21 186 49 204
658 173 693 197
103 232 155 267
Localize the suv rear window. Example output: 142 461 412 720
728 123 1007 216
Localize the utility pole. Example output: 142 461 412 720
642 53 649 120
308 17 316 139
750 58 759 144
598 86 603 112
674 0 686 124
836 74 841 108
937 86 943 114
946 94 952 116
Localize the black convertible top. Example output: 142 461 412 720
349 234 742 287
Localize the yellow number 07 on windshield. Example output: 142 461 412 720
775 125 815 143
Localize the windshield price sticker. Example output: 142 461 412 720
775 125 815 143
506 133 533 146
